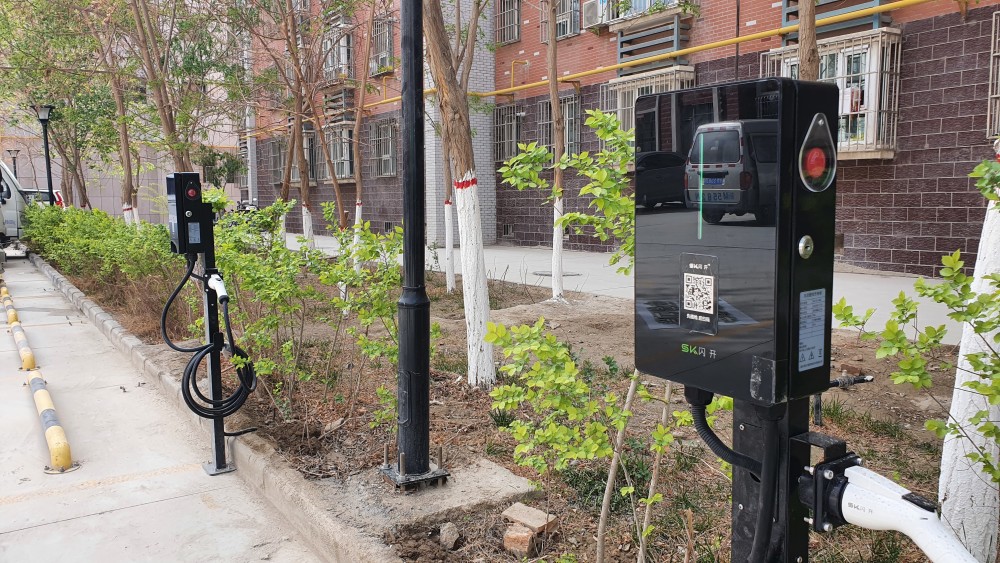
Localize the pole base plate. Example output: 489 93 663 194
203 461 237 476
379 463 449 491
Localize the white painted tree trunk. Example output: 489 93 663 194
122 203 134 226
939 201 1000 563
301 206 315 249
130 207 140 225
551 195 566 302
454 171 495 387
444 199 455 293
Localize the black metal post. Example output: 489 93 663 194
199 226 233 476
731 398 811 562
392 0 432 480
40 121 54 205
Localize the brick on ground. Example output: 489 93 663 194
503 523 537 558
501 502 558 534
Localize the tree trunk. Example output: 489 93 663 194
596 374 639 561
127 0 191 171
441 124 456 293
546 0 566 302
798 0 819 81
424 0 495 388
939 201 1000 563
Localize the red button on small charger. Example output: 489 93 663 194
803 147 826 179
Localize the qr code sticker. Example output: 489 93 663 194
683 273 715 314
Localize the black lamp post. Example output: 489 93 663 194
32 105 56 205
5 149 19 179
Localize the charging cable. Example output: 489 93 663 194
161 256 256 420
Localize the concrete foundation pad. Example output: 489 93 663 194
29 254 538 562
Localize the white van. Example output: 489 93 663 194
0 161 31 247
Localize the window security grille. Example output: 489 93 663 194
540 0 580 42
495 105 521 162
370 17 394 76
538 95 581 156
496 0 521 45
600 66 695 134
367 118 396 177
323 21 353 82
237 138 249 189
989 11 1000 137
761 28 902 158
325 127 354 180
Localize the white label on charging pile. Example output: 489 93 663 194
188 222 202 245
798 289 825 371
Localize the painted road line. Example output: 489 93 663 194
26 370 78 473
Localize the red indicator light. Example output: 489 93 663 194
187 188 198 199
804 147 826 179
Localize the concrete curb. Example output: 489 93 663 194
29 254 401 563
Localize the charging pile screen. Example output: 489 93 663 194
633 82 780 394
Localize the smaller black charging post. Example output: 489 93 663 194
164 172 256 476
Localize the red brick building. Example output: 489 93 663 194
492 0 1000 275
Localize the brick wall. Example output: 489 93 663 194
835 6 995 276
494 84 617 252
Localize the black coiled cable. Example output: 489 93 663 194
161 256 256 419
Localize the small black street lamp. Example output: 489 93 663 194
32 105 56 206
5 149 19 179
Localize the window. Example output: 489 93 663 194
367 118 396 177
540 0 580 42
237 138 249 190
271 138 286 184
496 0 520 44
325 127 354 179
370 16 394 76
323 20 353 82
495 105 521 162
600 66 695 133
538 95 580 156
289 133 320 183
989 12 1000 137
761 28 902 158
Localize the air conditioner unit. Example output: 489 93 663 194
582 0 603 28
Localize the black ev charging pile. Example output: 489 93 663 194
162 172 256 475
634 79 976 563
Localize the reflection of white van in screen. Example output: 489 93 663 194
684 120 778 225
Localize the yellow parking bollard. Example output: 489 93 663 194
27 370 78 473
3 293 18 324
11 321 36 370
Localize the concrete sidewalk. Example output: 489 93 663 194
290 233 964 344
0 260 319 562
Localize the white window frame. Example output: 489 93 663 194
988 11 1000 137
496 0 521 45
325 127 354 180
323 24 353 82
600 66 695 134
761 27 901 159
495 105 521 162
540 0 581 42
370 16 394 76
368 118 396 177
538 95 581 156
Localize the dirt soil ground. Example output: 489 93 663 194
67 266 984 562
